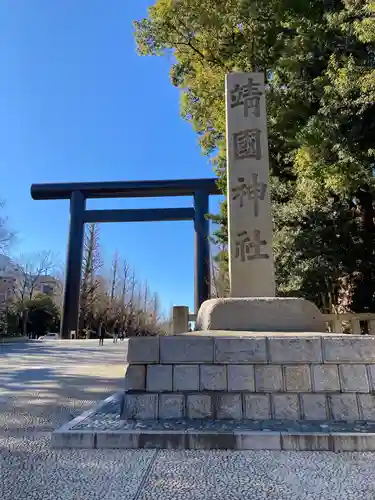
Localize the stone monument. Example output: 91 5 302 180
196 72 324 332
50 73 375 452
117 73 375 452
226 72 275 297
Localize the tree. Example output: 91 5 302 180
79 223 103 335
25 295 60 337
119 259 131 330
13 251 55 335
0 200 14 253
210 242 229 298
151 292 161 326
134 0 375 313
50 264 65 312
123 268 137 334
107 251 121 329
273 188 363 312
0 306 19 337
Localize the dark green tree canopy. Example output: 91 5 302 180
25 295 60 335
135 0 375 312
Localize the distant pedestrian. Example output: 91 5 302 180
113 323 119 344
98 322 105 346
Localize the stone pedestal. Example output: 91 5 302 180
196 297 325 332
122 332 375 427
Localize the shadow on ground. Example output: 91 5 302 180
0 341 128 366
0 343 125 433
0 371 124 432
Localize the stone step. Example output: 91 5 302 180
122 390 375 422
52 418 375 451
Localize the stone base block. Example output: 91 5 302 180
126 332 375 365
196 297 325 332
123 334 375 426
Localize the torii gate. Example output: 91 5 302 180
31 178 220 338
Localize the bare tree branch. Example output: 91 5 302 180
0 200 15 253
11 251 55 335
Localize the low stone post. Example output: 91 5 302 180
172 306 189 334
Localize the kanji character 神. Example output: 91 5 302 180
231 173 267 216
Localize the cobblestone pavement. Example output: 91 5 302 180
2 340 375 499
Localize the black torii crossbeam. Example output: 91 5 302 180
31 178 220 338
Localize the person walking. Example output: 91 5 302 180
113 322 119 344
98 322 105 346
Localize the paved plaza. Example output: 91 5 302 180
1 340 375 499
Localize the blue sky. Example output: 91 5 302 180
0 1 223 313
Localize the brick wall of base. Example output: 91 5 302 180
122 334 375 422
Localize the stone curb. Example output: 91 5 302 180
51 428 375 451
51 392 375 452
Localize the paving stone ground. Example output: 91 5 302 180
2 340 375 499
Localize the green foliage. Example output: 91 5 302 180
0 309 18 336
134 0 375 312
25 294 60 335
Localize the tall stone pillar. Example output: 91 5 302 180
195 73 324 333
225 72 275 297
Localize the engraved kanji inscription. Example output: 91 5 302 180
231 173 267 216
230 78 262 117
235 229 269 262
233 129 261 160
